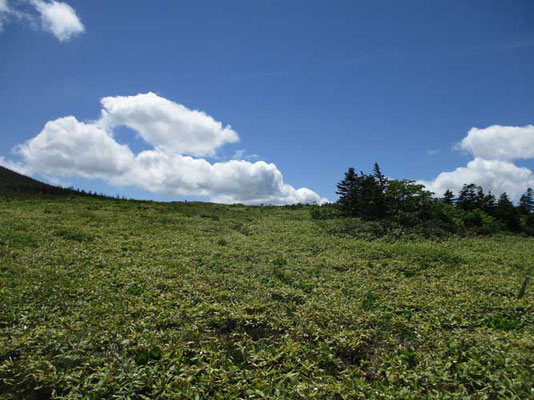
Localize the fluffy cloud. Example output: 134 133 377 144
31 0 84 41
114 151 324 205
100 93 238 157
17 116 134 178
7 93 326 205
420 124 534 202
459 125 534 161
419 158 534 201
0 155 33 176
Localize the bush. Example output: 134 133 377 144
522 214 534 236
310 204 338 220
327 218 393 239
461 209 500 235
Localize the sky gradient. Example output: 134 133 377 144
1 0 533 203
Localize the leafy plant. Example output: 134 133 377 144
0 195 532 399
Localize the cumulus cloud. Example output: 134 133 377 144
114 151 324 205
31 0 84 41
458 125 534 161
420 124 534 202
99 93 238 157
6 93 326 205
419 158 534 201
16 116 134 178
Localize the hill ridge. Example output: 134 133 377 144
0 166 92 197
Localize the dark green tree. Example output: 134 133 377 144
475 187 486 209
372 162 387 218
481 192 497 216
495 193 521 232
336 167 358 216
442 189 455 205
523 214 534 236
518 188 534 215
456 183 481 211
373 162 387 188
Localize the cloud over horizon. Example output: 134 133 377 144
2 93 326 205
420 125 534 201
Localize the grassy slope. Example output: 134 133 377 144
0 196 532 399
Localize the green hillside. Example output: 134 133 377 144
0 194 533 399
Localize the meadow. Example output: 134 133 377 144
0 196 532 399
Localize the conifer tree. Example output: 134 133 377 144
442 189 454 205
476 187 486 209
336 167 358 216
519 188 534 215
496 192 521 232
482 192 496 216
372 162 387 218
373 162 387 188
456 184 480 211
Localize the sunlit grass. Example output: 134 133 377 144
0 196 532 399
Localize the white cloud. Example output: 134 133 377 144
419 158 534 201
0 155 33 176
5 93 326 205
16 116 134 178
31 0 84 41
99 92 239 157
420 124 534 202
0 0 84 41
459 125 534 161
115 151 325 205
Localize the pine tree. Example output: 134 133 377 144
456 184 480 211
336 167 358 216
518 188 534 215
373 162 387 187
475 187 486 209
372 162 387 218
496 193 521 232
482 192 496 216
442 189 454 205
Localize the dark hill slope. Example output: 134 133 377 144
0 166 88 197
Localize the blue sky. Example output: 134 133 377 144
1 0 533 203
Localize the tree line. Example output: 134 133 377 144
328 163 534 236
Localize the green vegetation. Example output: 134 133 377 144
334 163 534 237
1 195 533 399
